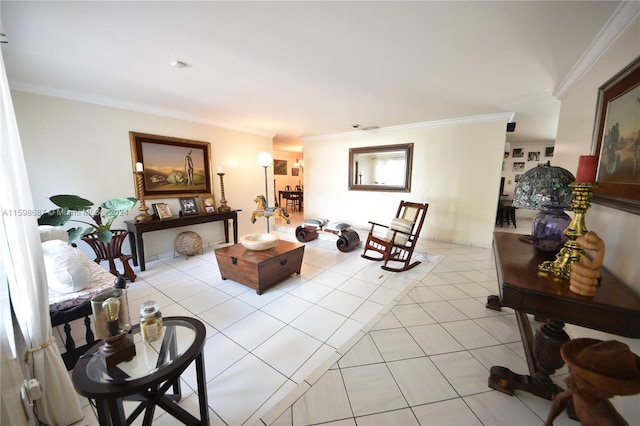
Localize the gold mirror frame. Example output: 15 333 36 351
348 143 414 192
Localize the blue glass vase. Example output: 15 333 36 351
532 205 571 253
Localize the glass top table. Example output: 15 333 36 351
72 316 208 425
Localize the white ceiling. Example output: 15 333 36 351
1 1 625 152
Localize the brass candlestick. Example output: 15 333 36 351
134 171 153 222
539 182 596 280
217 172 231 212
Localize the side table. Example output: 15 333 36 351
72 316 208 425
490 232 640 401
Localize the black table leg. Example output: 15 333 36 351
489 312 567 400
196 352 209 425
232 218 238 243
127 231 138 267
223 219 230 243
136 231 146 271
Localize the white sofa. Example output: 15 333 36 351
40 226 119 370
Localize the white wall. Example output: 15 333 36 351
553 16 640 418
303 118 507 248
554 18 639 296
13 91 275 260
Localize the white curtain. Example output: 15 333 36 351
0 47 83 425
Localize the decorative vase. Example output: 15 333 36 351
532 205 571 253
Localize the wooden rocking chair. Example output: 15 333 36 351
361 200 429 272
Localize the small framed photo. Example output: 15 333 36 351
528 151 540 161
545 147 554 157
292 168 300 177
179 197 199 215
512 148 524 158
513 162 525 171
201 195 217 214
153 203 172 219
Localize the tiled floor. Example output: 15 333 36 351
62 213 591 425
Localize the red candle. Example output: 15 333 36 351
575 155 598 182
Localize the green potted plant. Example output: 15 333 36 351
38 194 137 243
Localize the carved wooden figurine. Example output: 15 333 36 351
570 231 605 297
544 339 640 426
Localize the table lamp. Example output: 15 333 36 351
91 288 136 368
512 161 575 252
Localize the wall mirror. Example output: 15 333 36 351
348 143 413 192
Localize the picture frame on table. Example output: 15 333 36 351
201 195 217 214
152 203 172 219
130 132 213 199
591 56 640 214
179 197 199 215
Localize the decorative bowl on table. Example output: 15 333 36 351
240 233 279 251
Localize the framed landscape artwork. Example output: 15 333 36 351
591 56 640 214
130 132 213 199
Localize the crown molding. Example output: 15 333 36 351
8 81 276 138
302 112 515 142
554 1 640 100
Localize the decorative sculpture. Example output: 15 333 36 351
544 338 640 426
569 231 605 297
250 195 290 226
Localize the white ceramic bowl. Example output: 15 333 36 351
239 233 279 251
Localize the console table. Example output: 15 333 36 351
125 210 240 271
489 232 640 401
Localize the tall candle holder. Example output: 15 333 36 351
134 171 154 222
538 181 596 280
217 172 231 212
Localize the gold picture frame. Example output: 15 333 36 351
130 132 213 199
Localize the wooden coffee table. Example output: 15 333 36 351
215 240 304 294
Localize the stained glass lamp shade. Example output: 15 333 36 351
512 162 575 252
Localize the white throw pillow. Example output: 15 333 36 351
41 239 93 295
38 225 69 243
385 218 414 245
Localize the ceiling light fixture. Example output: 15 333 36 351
171 60 188 68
